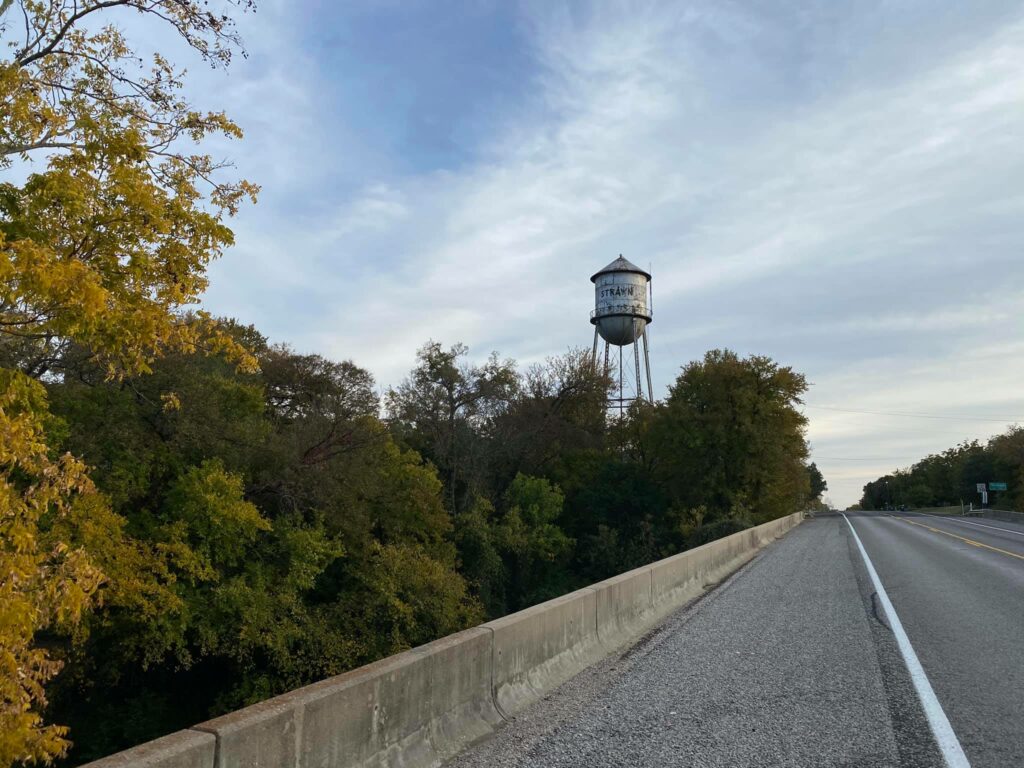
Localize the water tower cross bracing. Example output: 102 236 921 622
589 255 653 414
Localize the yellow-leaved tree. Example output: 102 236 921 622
0 1 257 763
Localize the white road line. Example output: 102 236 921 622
842 514 971 768
919 513 1024 538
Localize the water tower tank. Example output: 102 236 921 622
590 255 652 346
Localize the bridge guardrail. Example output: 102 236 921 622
904 506 1024 525
984 508 1024 525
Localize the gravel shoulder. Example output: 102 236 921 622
448 515 944 768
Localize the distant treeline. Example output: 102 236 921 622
14 329 821 763
859 428 1023 510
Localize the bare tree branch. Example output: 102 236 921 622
16 0 129 67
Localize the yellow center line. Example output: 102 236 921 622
893 516 1024 561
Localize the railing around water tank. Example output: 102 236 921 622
590 302 652 320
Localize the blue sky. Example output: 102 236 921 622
136 1 1024 505
300 2 536 174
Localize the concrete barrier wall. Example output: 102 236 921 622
909 506 1024 525
82 731 215 768
986 508 1024 525
82 512 802 768
592 564 654 651
485 587 600 717
912 506 964 515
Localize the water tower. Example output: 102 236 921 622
590 255 653 414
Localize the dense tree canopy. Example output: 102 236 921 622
18 338 819 765
861 429 1023 511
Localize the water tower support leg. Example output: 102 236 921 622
592 327 599 368
618 345 624 420
633 339 642 404
642 328 653 402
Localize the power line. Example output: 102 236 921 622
804 404 1024 423
814 456 920 462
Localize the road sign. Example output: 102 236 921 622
989 481 1008 491
976 483 987 492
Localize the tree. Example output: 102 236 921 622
989 427 1024 511
493 474 573 610
1 0 257 377
490 348 611 485
560 449 666 578
0 1 256 761
385 342 518 513
806 462 827 501
42 340 486 761
0 371 103 766
452 495 506 617
859 439 1007 511
651 350 811 525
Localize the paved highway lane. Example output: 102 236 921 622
849 511 1024 766
888 511 1024 561
448 513 1024 767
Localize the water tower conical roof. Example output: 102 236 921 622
590 255 651 283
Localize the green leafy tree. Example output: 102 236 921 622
806 462 827 502
385 341 518 513
490 348 611 484
494 474 574 610
651 349 811 525
42 337 487 756
453 495 506 617
989 427 1024 511
44 340 485 761
557 447 666 579
163 460 270 577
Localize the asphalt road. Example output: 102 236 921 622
850 511 1024 766
448 512 1024 767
